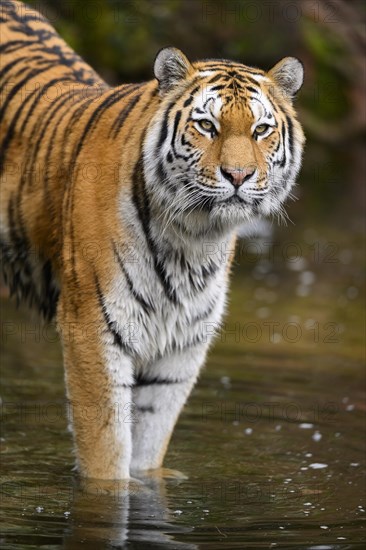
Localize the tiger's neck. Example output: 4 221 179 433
117 154 235 306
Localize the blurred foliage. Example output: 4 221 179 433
27 0 365 219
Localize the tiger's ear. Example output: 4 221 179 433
154 47 193 94
268 57 304 98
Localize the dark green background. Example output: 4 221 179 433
27 0 365 222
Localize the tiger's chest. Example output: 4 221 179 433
107 239 230 363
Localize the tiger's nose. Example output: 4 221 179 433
220 165 256 187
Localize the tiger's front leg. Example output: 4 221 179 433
58 290 135 480
130 344 209 473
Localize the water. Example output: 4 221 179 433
1 221 365 549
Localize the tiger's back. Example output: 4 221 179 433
0 0 157 318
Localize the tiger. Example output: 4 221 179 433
0 0 305 480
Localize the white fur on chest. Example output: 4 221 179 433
107 203 231 364
108 239 229 363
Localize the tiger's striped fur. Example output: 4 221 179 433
0 0 305 479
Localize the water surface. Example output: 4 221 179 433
1 221 365 549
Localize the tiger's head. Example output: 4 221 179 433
144 47 305 235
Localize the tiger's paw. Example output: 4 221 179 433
131 467 188 482
78 476 144 496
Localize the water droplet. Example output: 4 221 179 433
299 423 314 429
312 431 322 442
304 318 316 330
287 256 307 271
309 463 328 469
339 249 352 264
256 306 270 318
296 284 310 297
244 427 253 435
271 333 282 344
288 315 301 323
299 271 315 285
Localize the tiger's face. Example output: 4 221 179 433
144 48 305 234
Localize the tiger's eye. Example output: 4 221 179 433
198 119 215 132
254 124 269 136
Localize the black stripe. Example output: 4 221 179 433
181 133 194 148
19 87 80 191
132 156 179 304
246 85 259 95
140 86 159 113
279 121 287 167
183 95 194 107
134 374 186 387
265 89 279 114
209 84 226 92
110 91 143 138
0 56 28 86
241 75 261 87
135 406 155 413
285 115 294 156
0 87 38 172
112 240 154 314
131 155 151 239
0 63 55 125
19 77 72 133
74 85 138 159
206 73 228 84
171 110 181 148
156 79 200 153
199 61 235 69
192 300 216 324
157 100 174 150
0 39 33 54
0 77 73 171
11 12 50 24
94 274 133 355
